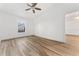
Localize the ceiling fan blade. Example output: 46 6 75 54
25 8 31 11
27 3 32 7
35 7 41 10
32 10 35 13
32 3 37 7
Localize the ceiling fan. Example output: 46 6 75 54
25 3 42 13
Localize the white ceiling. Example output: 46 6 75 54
1 3 79 20
65 11 79 21
0 3 52 20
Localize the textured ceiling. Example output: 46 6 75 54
65 11 79 21
0 3 52 20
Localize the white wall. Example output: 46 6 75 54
1 3 79 42
0 11 33 40
34 4 65 42
34 3 79 42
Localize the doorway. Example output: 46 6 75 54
65 11 79 47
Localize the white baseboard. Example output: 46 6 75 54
34 34 66 43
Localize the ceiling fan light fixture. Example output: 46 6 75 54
25 3 42 14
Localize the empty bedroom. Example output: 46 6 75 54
0 3 79 56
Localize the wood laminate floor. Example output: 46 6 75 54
0 35 79 56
